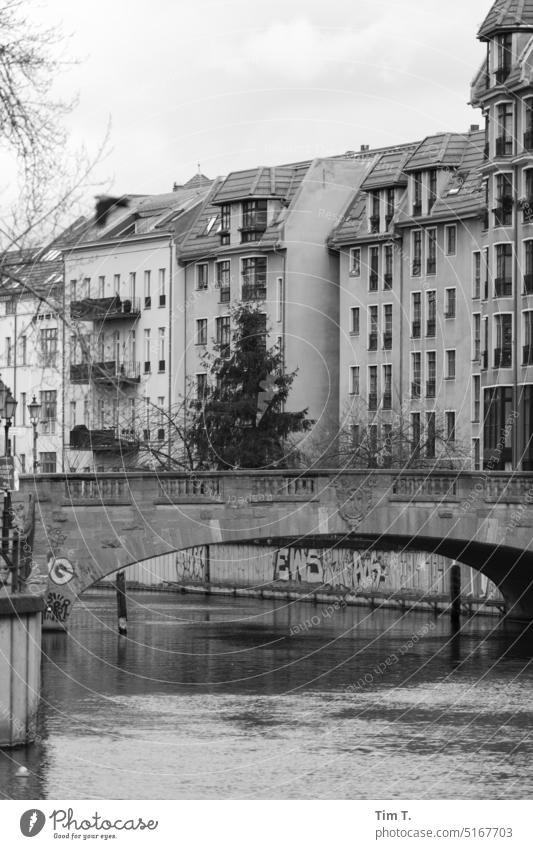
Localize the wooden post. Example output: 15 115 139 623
116 570 127 635
450 560 461 627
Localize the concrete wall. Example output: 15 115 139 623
0 594 43 747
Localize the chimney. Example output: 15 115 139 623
470 124 480 132
360 144 370 152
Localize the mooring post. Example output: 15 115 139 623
450 560 461 627
116 570 127 636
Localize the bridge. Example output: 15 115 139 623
14 468 533 625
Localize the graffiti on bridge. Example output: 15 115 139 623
176 546 208 582
273 547 387 590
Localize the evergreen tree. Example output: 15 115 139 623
187 303 312 469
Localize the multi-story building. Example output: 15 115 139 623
62 178 210 471
176 157 380 447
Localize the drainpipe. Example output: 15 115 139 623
513 94 520 469
398 234 404 416
168 237 173 469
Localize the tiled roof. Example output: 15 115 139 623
403 133 468 172
360 146 418 190
478 0 533 39
430 130 486 219
212 165 309 204
0 249 63 301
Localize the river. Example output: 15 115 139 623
2 590 533 800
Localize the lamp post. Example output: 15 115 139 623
4 390 17 457
28 395 41 473
0 385 16 589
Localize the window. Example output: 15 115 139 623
383 304 392 350
384 244 393 289
196 373 207 399
369 246 379 290
526 169 533 213
98 276 105 298
413 172 422 215
411 412 421 456
70 400 76 428
495 33 512 82
216 260 231 302
276 277 283 322
369 191 380 233
196 318 207 345
483 246 489 299
349 248 361 276
426 352 436 397
113 273 120 292
83 277 90 298
412 231 422 275
19 454 25 473
350 307 360 335
70 280 77 301
428 169 437 212
157 397 165 440
220 204 231 244
473 313 481 361
368 366 378 410
494 172 513 226
39 452 56 473
473 437 481 471
426 228 437 274
5 337 11 366
473 375 481 422
40 390 57 433
83 399 89 428
368 305 378 350
158 327 165 371
411 352 422 398
144 329 151 372
5 299 15 315
524 310 533 364
349 365 360 395
241 199 267 242
411 292 421 338
426 412 436 458
496 102 514 155
525 241 533 293
495 243 513 296
39 328 58 366
494 313 513 368
382 364 392 409
144 270 152 307
129 272 136 300
445 225 456 256
445 411 456 443
426 291 436 337
386 188 395 227
241 257 267 299
445 349 456 380
445 288 456 318
20 335 26 366
473 251 481 299
216 315 231 356
525 98 533 149
159 269 166 307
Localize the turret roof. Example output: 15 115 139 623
478 0 533 40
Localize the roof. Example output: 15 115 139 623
0 248 63 301
478 0 533 39
211 165 310 205
360 146 417 191
403 133 468 172
429 130 486 220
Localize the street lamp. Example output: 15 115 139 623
3 391 17 457
28 395 41 473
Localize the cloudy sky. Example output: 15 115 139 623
33 0 491 195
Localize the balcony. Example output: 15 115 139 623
426 258 436 275
525 130 533 151
382 332 392 350
411 382 421 399
70 296 141 322
69 425 139 454
90 360 141 384
368 333 378 351
494 347 512 368
383 273 393 290
242 283 267 301
219 286 231 303
426 320 436 338
411 321 421 339
495 136 513 157
426 380 436 398
494 277 513 297
369 215 380 234
523 344 533 365
412 203 422 217
369 271 379 291
368 393 378 411
524 274 533 294
494 66 510 85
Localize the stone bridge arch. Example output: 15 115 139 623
16 468 533 626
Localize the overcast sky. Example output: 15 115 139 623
32 0 491 195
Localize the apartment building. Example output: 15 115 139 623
62 178 210 471
176 157 379 447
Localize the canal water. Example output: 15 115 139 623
2 590 533 800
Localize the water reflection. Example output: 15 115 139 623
1 590 533 799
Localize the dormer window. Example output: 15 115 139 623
494 33 512 85
412 173 422 217
220 204 231 245
241 200 267 243
495 102 513 156
428 170 437 213
369 191 380 233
